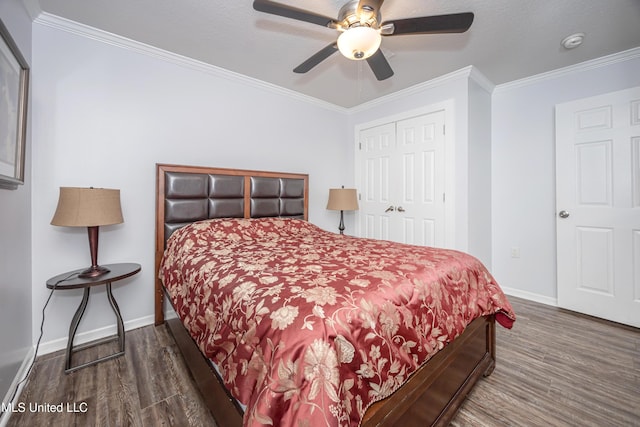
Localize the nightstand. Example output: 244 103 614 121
46 262 141 373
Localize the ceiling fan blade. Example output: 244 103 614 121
382 12 474 35
366 50 394 81
356 0 385 18
253 0 338 28
293 43 339 74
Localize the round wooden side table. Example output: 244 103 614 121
46 262 141 373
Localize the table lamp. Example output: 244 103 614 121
326 187 359 234
51 187 124 278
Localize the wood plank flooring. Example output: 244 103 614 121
5 297 640 426
452 298 640 427
5 324 215 427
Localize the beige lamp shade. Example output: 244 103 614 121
51 187 124 227
326 188 359 211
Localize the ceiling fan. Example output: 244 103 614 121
253 0 474 81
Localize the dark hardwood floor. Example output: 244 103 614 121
451 298 640 427
5 297 640 426
5 321 215 427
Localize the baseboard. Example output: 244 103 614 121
0 347 35 427
500 286 558 307
37 314 155 356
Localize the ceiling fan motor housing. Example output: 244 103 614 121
338 0 381 30
336 0 383 60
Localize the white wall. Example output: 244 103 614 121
491 52 640 303
0 0 32 408
467 77 493 266
31 21 349 349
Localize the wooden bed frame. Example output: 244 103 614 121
154 163 496 427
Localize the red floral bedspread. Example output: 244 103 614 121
160 218 515 427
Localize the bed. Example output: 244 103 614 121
154 163 515 427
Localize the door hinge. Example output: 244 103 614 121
443 124 446 135
443 193 446 203
359 142 362 150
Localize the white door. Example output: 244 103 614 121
556 86 640 328
358 110 446 246
360 122 397 241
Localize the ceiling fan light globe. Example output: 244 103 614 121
337 26 381 60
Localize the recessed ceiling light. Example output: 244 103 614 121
561 33 585 49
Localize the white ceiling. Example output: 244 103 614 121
30 0 640 108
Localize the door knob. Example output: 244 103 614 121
558 210 570 218
397 206 405 212
385 206 395 212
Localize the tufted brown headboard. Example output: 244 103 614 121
154 164 309 324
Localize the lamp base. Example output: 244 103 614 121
78 265 111 279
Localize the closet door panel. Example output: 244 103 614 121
358 110 446 246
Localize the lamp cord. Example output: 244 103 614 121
1 272 79 418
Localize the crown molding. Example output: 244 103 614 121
468 67 495 93
494 47 640 93
20 0 41 20
33 12 637 114
33 12 348 114
347 66 476 114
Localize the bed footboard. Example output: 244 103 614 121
164 313 495 427
362 314 496 426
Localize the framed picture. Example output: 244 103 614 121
0 17 29 190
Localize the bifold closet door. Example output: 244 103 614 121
359 110 446 246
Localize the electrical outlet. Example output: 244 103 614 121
510 247 520 258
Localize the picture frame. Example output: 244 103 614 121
0 17 29 190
